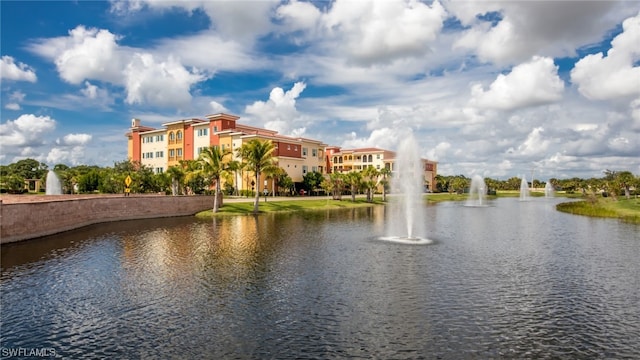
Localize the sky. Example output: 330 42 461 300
1 0 639 180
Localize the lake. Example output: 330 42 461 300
1 197 639 358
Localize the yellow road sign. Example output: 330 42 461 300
125 188 131 193
125 175 132 187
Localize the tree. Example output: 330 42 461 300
11 158 47 180
344 171 363 202
226 160 244 196
199 146 231 212
303 171 324 196
166 165 185 195
236 139 277 214
180 160 205 194
379 167 391 201
607 170 636 199
361 166 379 202
449 175 469 194
274 168 295 196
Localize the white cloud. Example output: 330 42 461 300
48 26 123 84
208 101 228 114
322 0 446 65
29 25 209 109
0 56 37 82
124 53 206 109
276 0 322 33
425 141 451 161
80 81 99 99
276 0 447 66
111 0 277 43
450 1 637 65
470 56 564 110
245 82 308 135
571 11 640 101
56 133 92 146
46 146 88 166
0 114 56 147
511 127 551 157
4 91 24 110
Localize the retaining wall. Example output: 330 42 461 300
0 195 216 244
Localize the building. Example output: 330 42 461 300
325 146 438 192
126 113 437 193
126 113 327 194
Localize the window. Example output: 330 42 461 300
333 156 338 163
157 135 164 141
302 148 307 156
312 166 317 172
287 144 291 150
197 128 208 136
177 131 183 140
302 165 308 174
377 154 380 159
155 151 164 158
376 165 381 169
155 167 164 174
312 149 317 157
363 156 367 163
294 146 298 151
214 126 218 132
368 155 373 162
169 132 175 143
177 148 183 157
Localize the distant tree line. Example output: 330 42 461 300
434 170 639 199
2 157 638 202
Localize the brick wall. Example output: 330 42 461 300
0 195 216 244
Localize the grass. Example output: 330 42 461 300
556 197 640 224
196 198 385 217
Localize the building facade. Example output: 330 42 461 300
126 113 437 193
325 147 438 191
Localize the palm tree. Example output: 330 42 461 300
226 160 243 196
199 146 232 213
378 167 391 201
361 166 379 202
344 171 363 202
236 139 278 214
166 165 185 195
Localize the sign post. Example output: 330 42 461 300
125 175 132 196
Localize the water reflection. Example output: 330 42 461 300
1 200 639 358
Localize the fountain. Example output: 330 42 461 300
378 133 432 245
465 175 488 207
46 170 63 195
545 181 555 198
519 176 530 201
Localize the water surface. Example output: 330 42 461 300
2 198 639 358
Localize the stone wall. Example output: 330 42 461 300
0 195 216 244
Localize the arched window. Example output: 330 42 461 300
363 155 367 163
169 132 175 141
333 156 338 163
177 131 183 140
368 154 373 162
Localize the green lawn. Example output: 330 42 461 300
196 198 385 217
556 197 640 223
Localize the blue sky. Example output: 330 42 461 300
1 0 639 179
